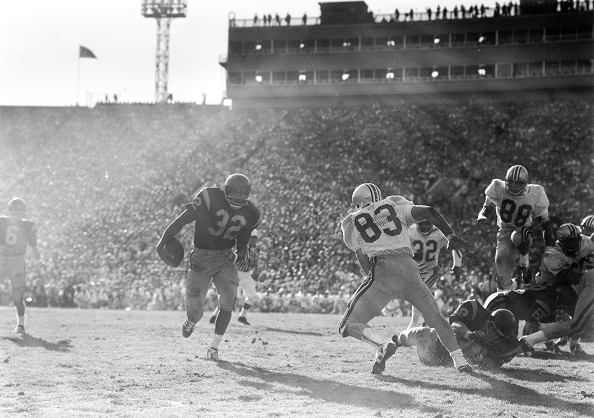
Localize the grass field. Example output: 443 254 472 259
0 307 593 418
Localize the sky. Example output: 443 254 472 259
1 0 499 106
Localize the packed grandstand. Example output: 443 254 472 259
0 99 592 317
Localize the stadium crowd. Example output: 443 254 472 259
0 99 592 318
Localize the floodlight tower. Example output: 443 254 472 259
141 0 187 103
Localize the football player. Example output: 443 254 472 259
0 198 46 334
520 223 594 356
476 165 553 290
483 281 578 338
408 219 462 328
156 173 260 361
579 215 594 271
210 229 260 326
339 183 474 374
398 303 521 369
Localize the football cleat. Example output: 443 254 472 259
206 347 219 361
570 344 586 356
519 337 535 356
182 318 195 338
372 340 399 375
457 364 473 374
13 325 25 334
238 316 251 326
209 315 216 324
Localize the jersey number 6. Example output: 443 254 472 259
354 204 402 243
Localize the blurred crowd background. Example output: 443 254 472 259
0 99 592 317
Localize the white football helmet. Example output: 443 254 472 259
556 223 581 257
580 215 594 236
351 183 382 210
505 165 528 195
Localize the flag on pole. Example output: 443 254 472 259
79 46 97 59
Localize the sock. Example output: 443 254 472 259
214 309 232 335
525 331 546 346
361 327 384 350
211 306 219 319
519 254 529 268
240 303 252 317
210 333 223 349
450 349 468 369
18 316 25 326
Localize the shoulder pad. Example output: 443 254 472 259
485 179 504 198
386 195 413 206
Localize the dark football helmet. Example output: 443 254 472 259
351 183 382 210
580 215 594 236
417 220 433 235
8 197 26 216
504 165 528 195
224 173 251 207
488 309 518 341
556 223 581 257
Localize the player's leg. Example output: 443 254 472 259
338 257 399 374
208 252 240 360
407 305 422 329
398 326 450 366
401 259 471 372
10 282 26 333
9 258 27 333
511 227 534 284
495 230 516 291
567 271 594 355
238 270 257 325
182 250 216 337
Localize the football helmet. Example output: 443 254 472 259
580 215 594 236
8 197 26 216
490 309 518 339
504 165 528 195
417 220 434 235
224 173 251 207
556 223 581 257
351 183 382 210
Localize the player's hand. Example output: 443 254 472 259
467 331 487 341
475 215 488 224
235 251 246 263
447 235 474 257
451 266 461 280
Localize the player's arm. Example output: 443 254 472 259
27 226 46 270
29 245 46 271
355 249 372 275
411 205 473 255
536 215 554 247
451 249 462 280
476 198 495 224
156 209 192 252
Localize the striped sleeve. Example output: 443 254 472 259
236 247 258 271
